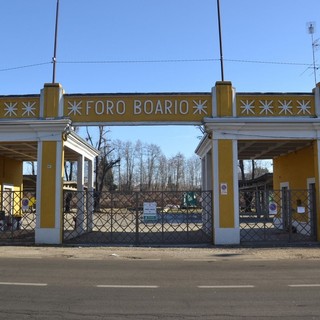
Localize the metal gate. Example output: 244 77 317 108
0 190 36 243
240 189 317 243
63 190 213 245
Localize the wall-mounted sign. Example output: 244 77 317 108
220 183 228 195
21 198 30 211
269 202 277 215
64 93 211 124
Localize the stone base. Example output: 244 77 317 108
214 227 240 245
35 227 62 244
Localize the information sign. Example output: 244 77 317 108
143 202 157 222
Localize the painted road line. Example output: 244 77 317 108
97 285 159 289
0 282 47 287
198 285 255 289
138 259 161 261
289 284 320 288
184 259 217 262
244 259 279 262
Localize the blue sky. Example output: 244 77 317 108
1 0 319 158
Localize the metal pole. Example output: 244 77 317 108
311 33 317 85
216 0 224 81
52 0 60 83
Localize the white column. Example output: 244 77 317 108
87 159 94 231
76 155 85 233
205 152 213 190
201 157 206 190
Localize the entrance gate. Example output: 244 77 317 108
240 189 317 243
63 190 213 245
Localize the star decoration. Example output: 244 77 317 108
22 102 36 116
297 100 311 115
67 101 82 116
4 102 18 117
240 100 255 114
193 100 208 115
259 100 274 115
278 100 293 115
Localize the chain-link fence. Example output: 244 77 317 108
240 189 317 243
0 190 36 243
63 190 213 245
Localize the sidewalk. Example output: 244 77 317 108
0 244 319 261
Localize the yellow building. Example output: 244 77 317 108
196 81 320 244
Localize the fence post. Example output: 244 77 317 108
135 192 139 245
86 190 93 232
110 192 113 242
288 190 293 241
161 191 164 242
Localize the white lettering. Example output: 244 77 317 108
134 100 142 114
86 101 93 115
106 100 114 114
164 100 172 114
95 101 104 115
144 100 153 114
155 101 163 114
82 98 190 117
116 100 126 115
180 100 189 114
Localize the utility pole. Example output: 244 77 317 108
216 0 224 81
52 0 60 83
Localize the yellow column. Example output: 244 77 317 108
39 142 62 228
36 83 64 244
215 81 234 116
42 83 63 118
218 140 235 228
212 81 239 244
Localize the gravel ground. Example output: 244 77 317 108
0 244 320 261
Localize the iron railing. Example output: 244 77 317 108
239 189 316 243
63 190 213 245
0 190 36 243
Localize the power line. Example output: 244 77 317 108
0 58 317 73
57 58 315 66
0 62 51 72
57 58 220 64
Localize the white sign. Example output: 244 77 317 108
269 202 277 215
220 183 228 195
21 198 30 211
143 202 157 221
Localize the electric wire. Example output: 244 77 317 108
0 58 318 73
0 62 51 72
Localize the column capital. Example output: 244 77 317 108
41 83 64 118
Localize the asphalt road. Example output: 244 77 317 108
0 250 320 319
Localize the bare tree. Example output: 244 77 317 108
85 126 120 210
